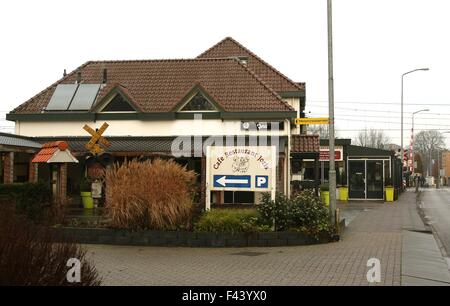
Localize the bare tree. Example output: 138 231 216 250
413 130 445 154
308 125 338 138
413 130 446 176
354 128 391 149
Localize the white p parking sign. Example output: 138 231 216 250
256 175 269 188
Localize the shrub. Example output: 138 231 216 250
257 193 291 231
339 171 347 186
319 183 329 192
385 178 393 187
0 182 52 223
0 207 100 285
105 158 196 230
289 189 331 234
194 209 269 234
79 177 91 192
258 190 331 234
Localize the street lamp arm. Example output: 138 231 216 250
413 109 430 115
402 68 430 78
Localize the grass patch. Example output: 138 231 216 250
194 208 270 234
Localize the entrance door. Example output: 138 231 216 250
348 160 365 199
366 160 384 199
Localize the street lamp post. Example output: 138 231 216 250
411 109 429 175
327 0 336 226
401 68 429 188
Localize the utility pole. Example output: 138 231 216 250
327 0 336 226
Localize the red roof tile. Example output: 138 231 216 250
291 135 320 153
197 37 305 93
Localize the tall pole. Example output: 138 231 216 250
401 76 404 186
411 115 414 173
327 0 336 226
401 68 429 189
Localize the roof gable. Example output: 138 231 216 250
93 84 140 112
173 84 222 112
197 37 305 94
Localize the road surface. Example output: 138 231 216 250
419 187 450 257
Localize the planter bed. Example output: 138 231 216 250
52 219 345 248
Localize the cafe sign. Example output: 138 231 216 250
207 146 276 191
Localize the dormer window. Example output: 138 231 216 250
101 93 136 112
180 91 217 112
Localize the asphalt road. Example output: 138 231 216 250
419 187 450 257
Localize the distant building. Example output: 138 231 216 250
442 151 450 182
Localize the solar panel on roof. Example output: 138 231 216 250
68 84 101 110
46 84 78 111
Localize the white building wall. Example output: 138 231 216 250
15 119 289 138
283 97 301 135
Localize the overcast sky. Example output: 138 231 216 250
1 0 450 148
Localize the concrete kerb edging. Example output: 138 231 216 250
52 219 345 248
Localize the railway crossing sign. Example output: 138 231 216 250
83 123 110 155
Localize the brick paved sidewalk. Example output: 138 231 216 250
84 190 433 286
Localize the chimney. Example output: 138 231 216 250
63 69 67 77
76 71 82 84
102 68 107 84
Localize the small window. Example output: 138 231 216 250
180 91 217 111
101 94 135 112
224 191 255 204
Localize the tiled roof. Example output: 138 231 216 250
11 58 294 114
291 135 320 153
0 132 42 149
31 141 68 163
197 37 305 93
34 136 179 154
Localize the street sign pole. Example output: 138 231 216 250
205 146 211 211
327 0 337 226
271 145 276 201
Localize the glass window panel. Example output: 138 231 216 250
181 92 216 111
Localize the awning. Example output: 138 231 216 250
291 135 320 154
32 141 79 163
32 136 288 156
0 132 42 152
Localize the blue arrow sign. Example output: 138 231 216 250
213 175 251 188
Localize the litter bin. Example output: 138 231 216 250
385 187 394 202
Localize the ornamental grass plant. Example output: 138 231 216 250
105 158 196 230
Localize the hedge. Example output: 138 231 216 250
0 182 52 222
